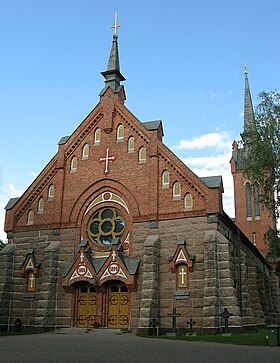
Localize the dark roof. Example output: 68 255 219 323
58 136 70 145
123 256 140 275
232 148 244 170
5 197 20 210
142 120 164 136
92 257 108 273
200 176 223 190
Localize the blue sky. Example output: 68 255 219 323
0 0 279 241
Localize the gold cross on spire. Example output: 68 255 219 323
112 12 121 35
244 63 248 77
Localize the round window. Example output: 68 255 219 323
87 207 125 246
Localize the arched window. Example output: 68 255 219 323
128 137 135 153
117 124 124 141
48 184 55 200
245 182 252 218
254 182 260 218
38 197 44 214
177 264 188 288
27 209 34 225
162 170 170 188
139 147 146 163
82 144 89 159
71 156 77 172
184 193 193 210
94 128 101 144
173 182 181 199
27 272 36 292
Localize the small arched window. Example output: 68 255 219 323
27 272 36 292
94 128 101 144
254 182 260 218
27 209 34 225
71 156 77 172
128 137 135 153
177 264 188 288
184 193 193 210
38 197 44 214
162 170 170 188
139 147 146 163
82 144 89 159
173 182 181 199
245 182 252 218
117 124 124 141
48 184 55 200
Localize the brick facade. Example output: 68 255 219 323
1 33 279 333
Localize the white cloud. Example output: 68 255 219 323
174 131 231 151
174 131 235 218
28 171 38 178
184 153 235 217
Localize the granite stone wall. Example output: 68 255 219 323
0 244 16 330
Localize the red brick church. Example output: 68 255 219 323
1 25 279 333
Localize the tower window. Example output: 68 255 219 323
254 183 260 218
82 144 89 159
128 137 135 153
139 147 146 163
70 156 77 172
162 170 170 188
173 182 181 200
117 124 124 141
245 182 252 219
94 128 101 145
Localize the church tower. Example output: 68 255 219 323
230 67 275 255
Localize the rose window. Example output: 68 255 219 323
87 207 125 246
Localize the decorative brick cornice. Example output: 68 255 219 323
15 167 58 222
158 152 205 200
65 112 103 159
114 108 149 145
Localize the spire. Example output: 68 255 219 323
100 13 126 96
243 64 255 133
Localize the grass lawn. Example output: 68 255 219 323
139 329 270 346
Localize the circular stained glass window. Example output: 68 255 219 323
87 207 125 246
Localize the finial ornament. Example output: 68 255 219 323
244 63 248 77
112 12 121 35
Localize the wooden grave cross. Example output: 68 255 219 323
219 308 233 334
167 308 181 334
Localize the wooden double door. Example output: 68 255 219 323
77 285 97 328
76 283 129 329
108 284 129 328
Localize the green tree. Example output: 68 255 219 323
0 239 6 251
242 90 280 257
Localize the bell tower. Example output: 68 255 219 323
230 66 275 255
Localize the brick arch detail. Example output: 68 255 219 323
69 178 141 225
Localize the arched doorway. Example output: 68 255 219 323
76 284 97 328
107 282 129 328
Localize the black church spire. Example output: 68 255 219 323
100 14 126 96
243 65 255 132
241 65 255 145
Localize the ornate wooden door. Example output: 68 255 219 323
77 285 97 328
108 285 129 328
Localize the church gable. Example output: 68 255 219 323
62 240 97 287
